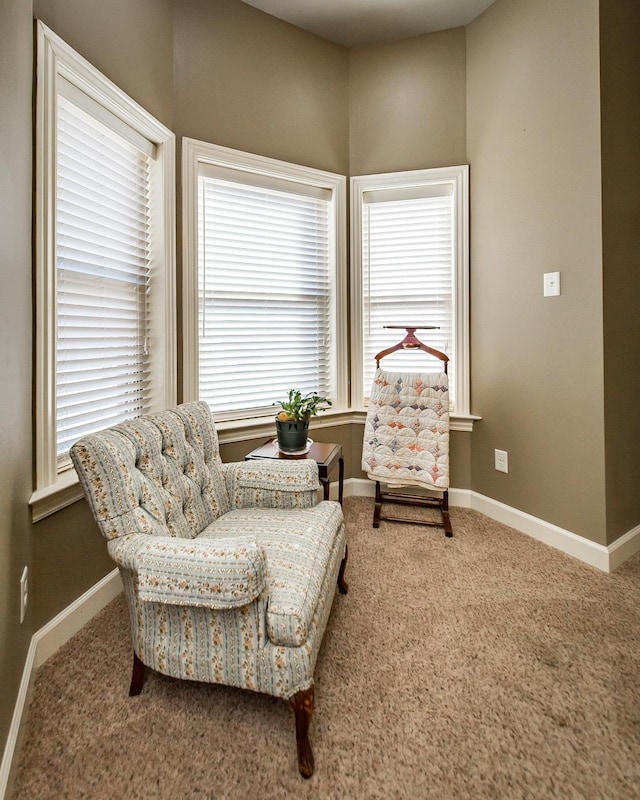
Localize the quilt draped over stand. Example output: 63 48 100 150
362 368 450 492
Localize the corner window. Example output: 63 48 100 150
183 140 347 421
32 22 176 519
350 166 470 418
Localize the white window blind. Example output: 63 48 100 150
197 174 331 416
55 95 152 462
362 190 455 404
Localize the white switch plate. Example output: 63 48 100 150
544 271 561 297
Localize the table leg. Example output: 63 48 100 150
319 468 330 501
338 456 344 506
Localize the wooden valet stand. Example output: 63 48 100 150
371 326 453 537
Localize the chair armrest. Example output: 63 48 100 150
223 460 320 510
107 533 149 572
110 535 267 610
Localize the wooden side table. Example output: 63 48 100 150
244 440 344 505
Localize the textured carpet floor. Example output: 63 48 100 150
12 497 640 799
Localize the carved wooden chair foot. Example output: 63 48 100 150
289 687 315 778
129 652 146 697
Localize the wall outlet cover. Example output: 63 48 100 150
20 566 28 624
495 449 509 473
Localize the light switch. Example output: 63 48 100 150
544 272 561 297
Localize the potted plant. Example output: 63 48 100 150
275 390 332 454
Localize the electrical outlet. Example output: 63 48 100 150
494 449 509 473
20 566 28 624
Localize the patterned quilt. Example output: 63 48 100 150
362 368 450 491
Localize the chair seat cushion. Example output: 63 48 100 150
198 501 344 647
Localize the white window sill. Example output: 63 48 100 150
215 407 480 444
30 468 84 523
450 413 482 432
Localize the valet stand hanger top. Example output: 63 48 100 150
375 325 449 373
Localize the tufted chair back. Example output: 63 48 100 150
71 402 231 541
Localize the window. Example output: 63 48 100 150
183 140 347 422
350 166 470 419
32 23 175 520
55 94 153 459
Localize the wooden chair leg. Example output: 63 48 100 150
442 510 453 537
337 544 349 594
289 687 315 779
442 490 453 538
129 652 146 697
373 481 382 528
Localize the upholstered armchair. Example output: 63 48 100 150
70 401 348 778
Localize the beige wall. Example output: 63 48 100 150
173 0 349 175
466 0 606 541
0 0 34 769
172 0 349 396
599 0 640 543
349 28 467 176
347 26 470 489
31 505 112 630
33 0 174 129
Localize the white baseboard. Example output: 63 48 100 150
34 568 123 668
340 477 374 499
339 478 640 574
0 568 122 800
0 638 37 800
608 522 640 572
468 491 611 571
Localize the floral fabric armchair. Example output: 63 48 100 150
70 401 348 777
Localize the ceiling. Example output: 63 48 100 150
239 0 497 47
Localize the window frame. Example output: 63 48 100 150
31 21 176 521
350 165 473 427
182 138 348 430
